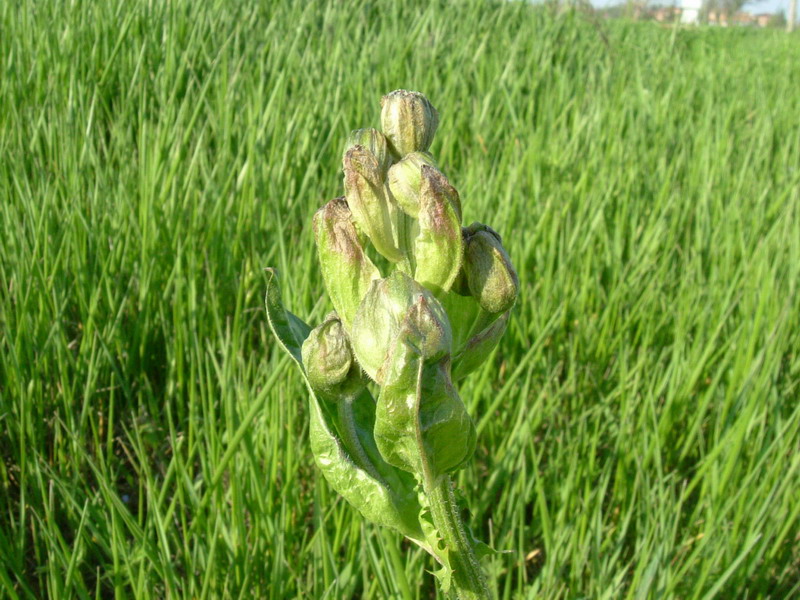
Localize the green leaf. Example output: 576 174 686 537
264 269 312 365
452 488 503 562
417 489 455 595
374 333 476 479
452 311 510 381
439 290 483 353
265 269 425 542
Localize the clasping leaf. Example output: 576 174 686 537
265 269 426 543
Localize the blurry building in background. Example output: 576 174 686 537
595 0 787 26
653 5 683 20
754 12 772 24
681 0 703 22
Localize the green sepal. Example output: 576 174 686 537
374 330 476 479
265 269 425 542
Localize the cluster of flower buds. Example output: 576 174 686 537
317 90 518 385
267 90 517 599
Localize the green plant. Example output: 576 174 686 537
266 90 518 600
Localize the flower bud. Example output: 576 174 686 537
343 128 392 176
413 166 463 295
351 271 451 384
380 90 439 157
313 197 380 329
463 223 519 314
302 314 366 398
386 152 438 218
343 145 404 263
397 293 452 368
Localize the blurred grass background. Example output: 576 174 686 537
1 0 799 598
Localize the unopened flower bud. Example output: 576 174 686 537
413 166 463 295
313 197 380 329
380 90 439 157
387 152 438 218
463 223 519 314
302 315 366 398
398 294 452 367
343 128 392 176
343 146 404 263
351 271 451 384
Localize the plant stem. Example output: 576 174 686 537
425 475 493 600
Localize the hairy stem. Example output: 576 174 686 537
425 475 493 600
410 359 492 600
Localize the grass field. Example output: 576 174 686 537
2 0 800 598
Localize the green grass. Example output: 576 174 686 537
1 0 799 598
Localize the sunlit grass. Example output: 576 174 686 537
1 1 799 598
